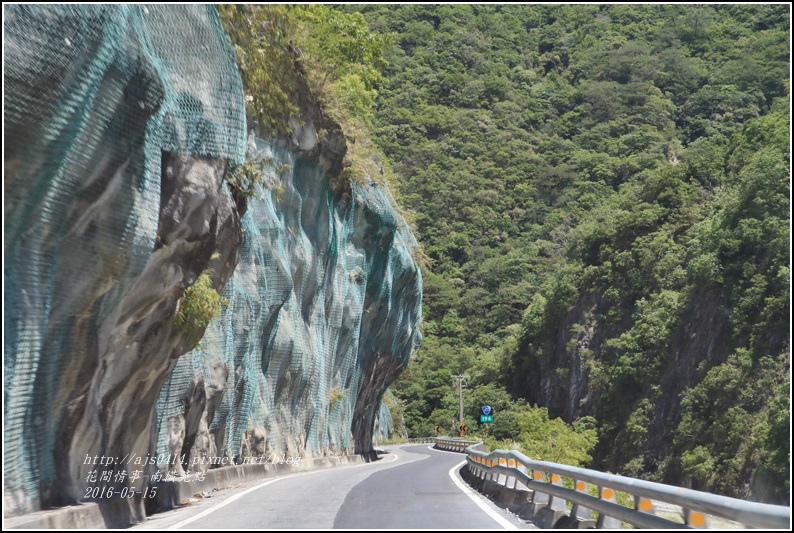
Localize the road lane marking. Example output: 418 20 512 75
167 453 399 529
447 460 519 530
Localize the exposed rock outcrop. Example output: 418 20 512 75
4 4 421 524
155 138 423 469
4 6 247 521
515 282 743 484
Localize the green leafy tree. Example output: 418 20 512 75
346 5 788 500
487 405 598 467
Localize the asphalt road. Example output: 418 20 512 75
160 444 521 529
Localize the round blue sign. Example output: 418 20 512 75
482 405 492 415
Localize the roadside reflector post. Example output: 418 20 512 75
571 480 593 520
515 460 529 491
530 471 549 506
685 509 708 529
547 473 568 512
498 457 508 485
597 487 622 529
507 459 518 489
636 495 655 516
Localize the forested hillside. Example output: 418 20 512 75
349 4 790 502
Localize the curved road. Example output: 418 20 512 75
140 444 523 529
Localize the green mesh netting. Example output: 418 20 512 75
374 391 396 442
4 4 245 508
5 5 422 510
156 138 423 463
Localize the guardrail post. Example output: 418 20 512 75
548 473 569 512
507 458 518 489
684 509 709 529
515 460 529 491
497 457 508 485
571 480 593 520
635 495 656 518
529 471 549 507
596 487 622 529
531 472 568 528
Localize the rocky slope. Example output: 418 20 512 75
155 136 423 473
4 4 421 523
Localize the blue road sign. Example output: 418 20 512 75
482 405 492 415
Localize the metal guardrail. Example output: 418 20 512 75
459 441 791 529
434 436 481 453
406 437 437 444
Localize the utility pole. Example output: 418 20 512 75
451 375 469 424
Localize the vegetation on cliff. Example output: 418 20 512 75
347 4 789 502
218 4 392 187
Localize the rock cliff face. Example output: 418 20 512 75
155 138 423 471
513 277 776 493
4 4 421 523
519 283 730 448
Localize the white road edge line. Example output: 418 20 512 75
167 453 398 530
447 460 518 530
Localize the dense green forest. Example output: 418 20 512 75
344 5 790 503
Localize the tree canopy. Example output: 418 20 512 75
347 4 789 503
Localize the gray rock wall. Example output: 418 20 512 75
4 4 421 524
4 6 246 522
155 139 423 471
